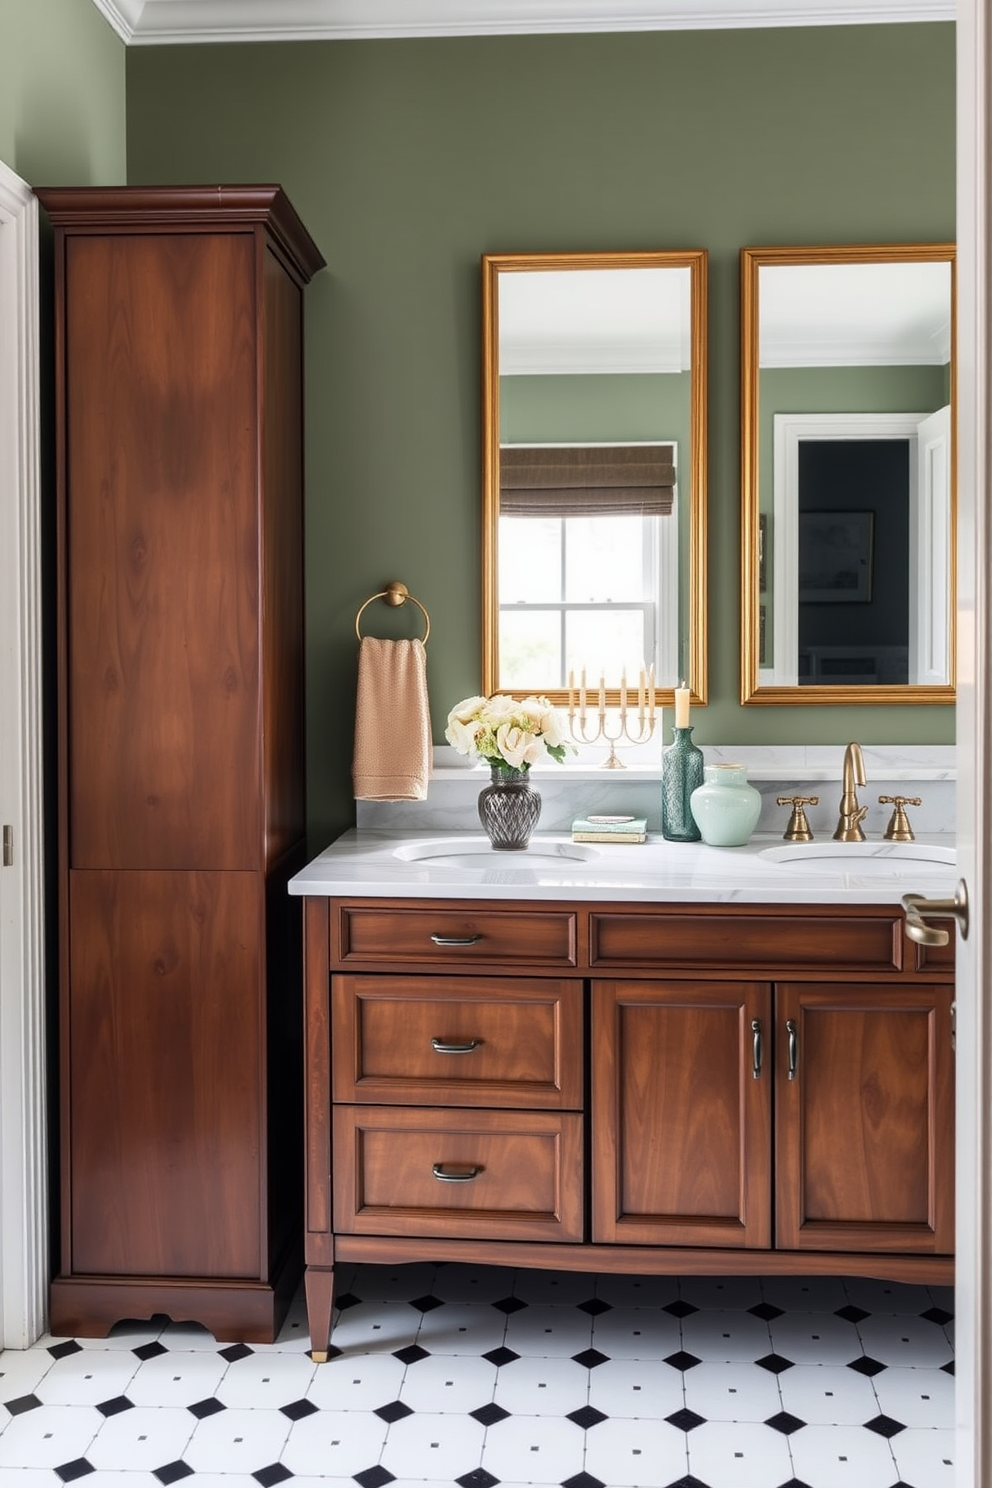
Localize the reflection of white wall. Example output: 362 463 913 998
759 261 953 367
499 267 692 375
762 411 950 687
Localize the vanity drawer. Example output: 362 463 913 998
332 1106 584 1241
332 903 578 969
331 974 583 1108
589 909 903 974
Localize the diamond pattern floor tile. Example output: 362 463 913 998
889 1425 957 1486
687 1418 794 1487
0 1265 955 1486
583 1414 689 1487
682 1358 783 1423
479 1412 586 1484
776 1362 881 1425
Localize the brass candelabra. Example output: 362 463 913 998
566 666 657 768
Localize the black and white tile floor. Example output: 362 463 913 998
0 1265 954 1488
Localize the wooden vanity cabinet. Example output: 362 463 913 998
303 896 955 1359
40 186 324 1343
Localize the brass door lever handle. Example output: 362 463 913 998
902 881 969 945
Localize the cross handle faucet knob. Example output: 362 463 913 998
776 795 819 842
878 794 922 842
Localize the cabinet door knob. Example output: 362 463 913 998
431 1038 481 1054
786 1019 798 1080
432 1163 482 1182
430 934 482 947
751 1018 763 1079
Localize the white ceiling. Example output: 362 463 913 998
90 0 953 45
500 268 693 376
496 262 951 376
758 260 953 367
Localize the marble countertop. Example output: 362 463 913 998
289 828 957 906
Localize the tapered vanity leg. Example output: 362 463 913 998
305 1265 336 1362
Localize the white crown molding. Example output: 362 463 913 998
90 0 146 43
88 0 954 46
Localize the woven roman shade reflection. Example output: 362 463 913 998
500 444 676 518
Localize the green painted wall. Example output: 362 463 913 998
124 24 955 847
500 372 690 447
0 0 125 185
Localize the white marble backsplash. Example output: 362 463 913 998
355 743 956 838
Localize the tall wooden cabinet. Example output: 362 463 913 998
38 186 325 1342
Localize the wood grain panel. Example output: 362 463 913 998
590 911 903 972
775 983 955 1253
332 974 584 1107
304 897 333 1255
334 1233 954 1288
335 904 577 968
261 244 306 867
333 1106 584 1241
65 232 260 869
591 979 773 1247
68 870 263 1278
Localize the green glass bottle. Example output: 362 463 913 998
661 726 704 841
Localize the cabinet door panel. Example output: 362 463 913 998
68 870 263 1278
66 233 260 869
591 980 773 1247
775 983 955 1253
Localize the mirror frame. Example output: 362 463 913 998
481 249 708 708
740 242 957 706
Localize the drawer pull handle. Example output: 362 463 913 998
786 1018 798 1080
431 1038 481 1054
432 1162 482 1182
751 1018 762 1079
430 934 482 947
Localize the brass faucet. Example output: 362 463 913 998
834 741 868 842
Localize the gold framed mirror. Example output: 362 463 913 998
740 243 956 706
482 250 708 711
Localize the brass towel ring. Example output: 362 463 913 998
355 580 430 644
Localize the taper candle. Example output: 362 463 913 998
674 682 690 729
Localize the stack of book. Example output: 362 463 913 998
571 815 648 844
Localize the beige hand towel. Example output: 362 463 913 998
352 636 432 801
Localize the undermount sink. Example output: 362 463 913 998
393 838 600 871
759 841 956 875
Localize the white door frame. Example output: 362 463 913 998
953 0 990 1480
0 29 987 1480
0 158 48 1351
766 410 929 686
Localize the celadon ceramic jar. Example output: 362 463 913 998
689 763 762 847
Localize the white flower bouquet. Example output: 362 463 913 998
444 694 572 773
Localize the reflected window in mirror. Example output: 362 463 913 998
740 244 955 706
498 443 678 690
482 251 708 711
